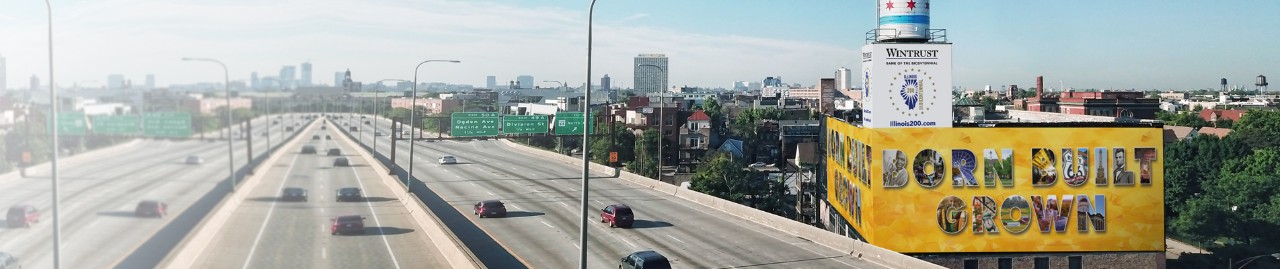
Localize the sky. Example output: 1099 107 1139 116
1 0 1278 91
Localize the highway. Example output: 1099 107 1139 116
188 118 452 269
359 115 887 269
0 114 298 269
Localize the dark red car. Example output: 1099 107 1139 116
6 204 39 228
135 200 168 218
330 215 366 235
473 200 507 218
601 204 634 228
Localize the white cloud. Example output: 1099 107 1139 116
0 0 856 89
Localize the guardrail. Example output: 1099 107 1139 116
498 139 944 269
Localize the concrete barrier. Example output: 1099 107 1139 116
331 120 485 269
160 120 321 269
499 139 944 269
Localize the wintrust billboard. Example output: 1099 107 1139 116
861 43 953 128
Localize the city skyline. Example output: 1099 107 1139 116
0 0 1277 90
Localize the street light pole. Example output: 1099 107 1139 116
637 64 665 183
409 60 459 190
44 1 63 268
580 1 597 268
375 79 407 158
183 57 235 193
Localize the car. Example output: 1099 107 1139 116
749 162 768 168
349 126 358 132
438 155 457 164
0 252 18 269
330 215 366 235
312 135 321 140
473 200 507 218
374 131 385 136
333 157 350 167
281 187 308 202
364 121 371 125
6 204 39 228
185 155 204 165
619 250 671 269
301 145 318 154
325 135 332 140
135 200 168 218
600 204 634 228
327 148 342 156
286 126 295 132
321 126 327 130
336 187 362 202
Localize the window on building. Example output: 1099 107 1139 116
963 259 979 269
1068 256 1082 269
998 258 1013 269
1034 257 1050 269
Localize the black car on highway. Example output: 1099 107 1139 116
336 187 362 202
333 157 350 167
312 135 321 140
281 187 308 202
134 200 168 218
327 148 342 156
473 200 507 218
301 145 317 154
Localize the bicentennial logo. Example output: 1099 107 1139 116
888 68 936 117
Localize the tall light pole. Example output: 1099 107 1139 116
637 64 665 183
375 79 407 157
408 60 460 189
182 57 235 193
44 1 63 268
580 1 598 268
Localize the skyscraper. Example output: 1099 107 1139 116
836 67 853 90
600 74 611 91
29 76 39 91
0 55 6 90
300 62 313 87
145 74 155 90
334 72 344 86
486 75 496 89
108 74 125 90
279 66 297 89
516 75 534 89
633 54 668 94
250 72 260 90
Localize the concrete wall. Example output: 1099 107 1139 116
499 139 944 269
919 252 1165 269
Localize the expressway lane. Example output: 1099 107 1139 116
0 115 295 269
190 118 451 269
362 116 887 268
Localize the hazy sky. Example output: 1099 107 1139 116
1 0 1277 90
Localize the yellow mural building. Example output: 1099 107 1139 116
826 117 1164 253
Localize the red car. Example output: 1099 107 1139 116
600 204 634 228
331 215 366 235
135 200 168 218
6 204 39 228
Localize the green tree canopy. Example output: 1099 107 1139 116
1232 110 1280 149
591 124 636 165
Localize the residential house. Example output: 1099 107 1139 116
679 110 712 165
1197 127 1233 138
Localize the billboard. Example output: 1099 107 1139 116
861 43 953 128
826 117 1164 253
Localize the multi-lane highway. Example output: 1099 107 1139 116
359 115 887 268
0 115 298 269
188 118 452 269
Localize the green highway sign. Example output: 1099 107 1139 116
143 112 193 138
450 112 500 137
92 115 140 135
553 112 593 135
54 112 88 136
502 115 549 135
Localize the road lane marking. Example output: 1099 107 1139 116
240 145 305 269
348 157 404 269
541 220 555 228
322 247 327 259
666 234 686 244
486 191 495 196
469 182 479 187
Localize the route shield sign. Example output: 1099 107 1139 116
92 115 140 135
53 112 88 136
553 112 593 135
502 115 549 135
143 112 193 138
450 112 500 137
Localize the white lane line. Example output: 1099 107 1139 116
558 201 572 209
486 191 495 196
508 204 522 210
322 247 327 259
666 234 686 244
240 147 305 269
469 182 479 187
349 159 404 269
540 220 555 228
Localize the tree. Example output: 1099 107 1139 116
1232 110 1280 150
591 124 636 165
691 152 752 202
628 129 660 178
386 107 412 121
1173 149 1280 253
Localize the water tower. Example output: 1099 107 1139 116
1221 78 1227 92
861 0 953 128
1257 75 1269 94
